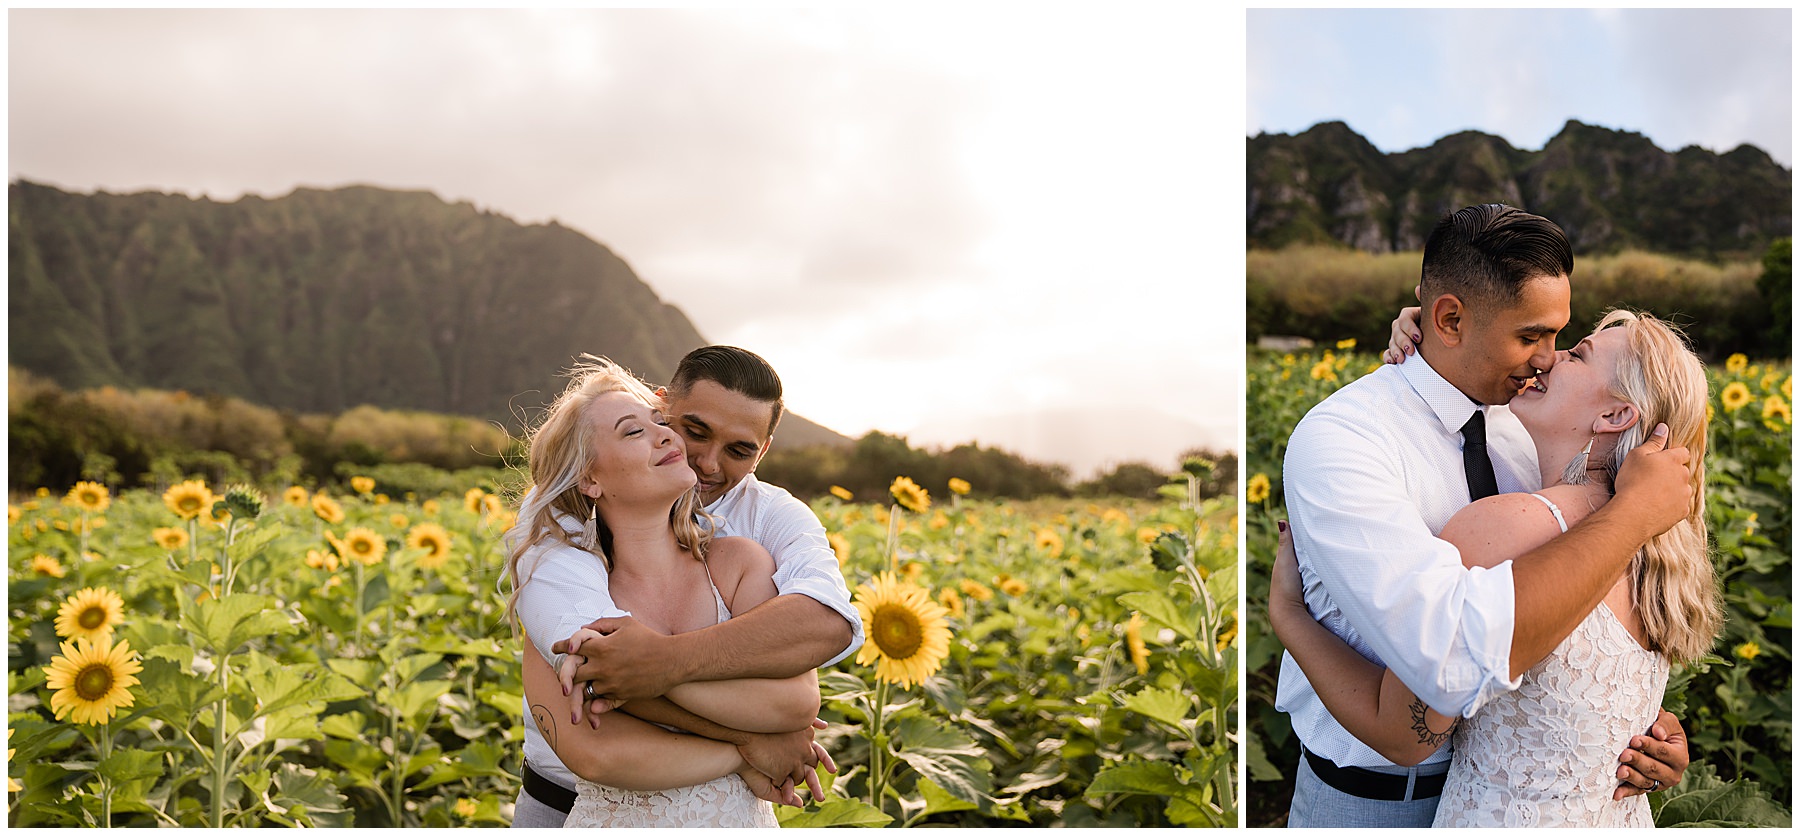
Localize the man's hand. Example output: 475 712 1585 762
738 719 835 802
551 616 684 703
1614 709 1689 801
1611 424 1695 540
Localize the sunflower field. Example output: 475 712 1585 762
1243 344 1792 827
7 471 1237 827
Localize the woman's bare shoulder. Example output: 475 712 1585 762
1439 492 1567 570
705 535 775 581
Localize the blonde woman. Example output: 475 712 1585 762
1271 310 1720 827
504 356 827 827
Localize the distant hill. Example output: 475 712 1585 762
1248 120 1791 259
8 180 849 449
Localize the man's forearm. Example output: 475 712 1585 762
673 594 852 683
1510 503 1652 677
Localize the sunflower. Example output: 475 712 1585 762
928 511 949 531
64 481 111 514
937 587 964 619
1034 529 1064 557
304 548 340 572
999 577 1028 596
311 493 345 525
888 477 931 514
407 523 453 568
828 532 851 567
958 578 993 602
152 527 189 551
1247 472 1271 504
1726 353 1749 373
1736 641 1761 661
902 561 925 581
1336 338 1358 350
1125 613 1150 675
464 488 487 515
351 476 375 494
1136 527 1160 545
163 480 214 521
7 505 19 526
8 728 19 792
1217 615 1239 652
1762 395 1791 424
829 485 854 501
390 513 410 529
1721 381 1753 412
422 499 441 516
331 528 388 566
282 486 309 507
43 635 143 726
1310 359 1336 382
853 572 951 688
54 587 125 643
30 554 66 578
454 798 478 819
947 477 971 496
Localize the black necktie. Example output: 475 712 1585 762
1461 410 1499 501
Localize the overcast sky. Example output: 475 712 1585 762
9 7 1245 479
1250 8 1792 166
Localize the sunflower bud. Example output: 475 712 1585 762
221 485 266 520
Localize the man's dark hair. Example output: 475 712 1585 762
668 345 784 437
1419 204 1574 312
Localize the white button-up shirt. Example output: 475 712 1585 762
1275 354 1538 768
515 473 862 790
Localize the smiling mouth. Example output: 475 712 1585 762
657 451 684 466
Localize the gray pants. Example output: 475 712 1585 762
1287 752 1447 828
512 786 568 828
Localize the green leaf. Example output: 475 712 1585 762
320 711 373 740
184 593 295 656
269 763 350 828
1118 591 1199 641
134 657 225 728
326 658 383 690
1085 760 1188 798
1654 762 1792 827
917 775 979 816
775 796 894 827
1122 686 1193 728
240 656 365 719
892 715 993 805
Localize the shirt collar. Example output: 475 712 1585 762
704 472 757 514
1400 352 1486 437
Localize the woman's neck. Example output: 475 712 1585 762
1533 432 1616 510
597 499 689 578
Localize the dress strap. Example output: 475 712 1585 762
1526 493 1570 533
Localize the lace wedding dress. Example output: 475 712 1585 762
1433 499 1670 828
563 577 778 828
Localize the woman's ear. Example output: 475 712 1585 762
1593 402 1639 435
578 476 603 500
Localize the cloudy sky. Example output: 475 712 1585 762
1250 8 1792 166
9 7 1245 478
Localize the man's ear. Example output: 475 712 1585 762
1593 403 1640 435
654 386 668 398
1414 284 1422 303
1427 293 1467 347
751 437 774 471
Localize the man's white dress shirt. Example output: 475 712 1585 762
1276 354 1538 769
516 473 863 790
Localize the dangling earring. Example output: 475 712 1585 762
582 501 599 551
1580 435 1595 458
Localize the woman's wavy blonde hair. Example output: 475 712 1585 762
501 354 713 633
1561 309 1720 665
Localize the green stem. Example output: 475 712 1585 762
868 678 890 815
211 653 229 829
354 562 366 658
97 721 113 827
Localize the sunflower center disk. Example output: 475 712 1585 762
78 607 107 630
74 664 114 701
871 605 924 659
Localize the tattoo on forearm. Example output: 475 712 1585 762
1409 697 1455 748
531 704 557 749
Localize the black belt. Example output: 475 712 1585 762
523 763 576 814
1303 746 1446 802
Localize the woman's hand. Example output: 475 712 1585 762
1267 520 1310 633
557 627 627 725
736 719 834 803
736 765 804 808
1384 306 1423 364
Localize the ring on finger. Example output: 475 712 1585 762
584 681 599 701
1650 779 1661 792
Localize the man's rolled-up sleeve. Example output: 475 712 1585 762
513 544 630 665
763 501 865 667
1284 411 1520 718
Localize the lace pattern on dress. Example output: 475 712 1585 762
1432 602 1668 827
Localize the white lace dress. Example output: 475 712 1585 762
1433 495 1670 827
564 580 778 828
